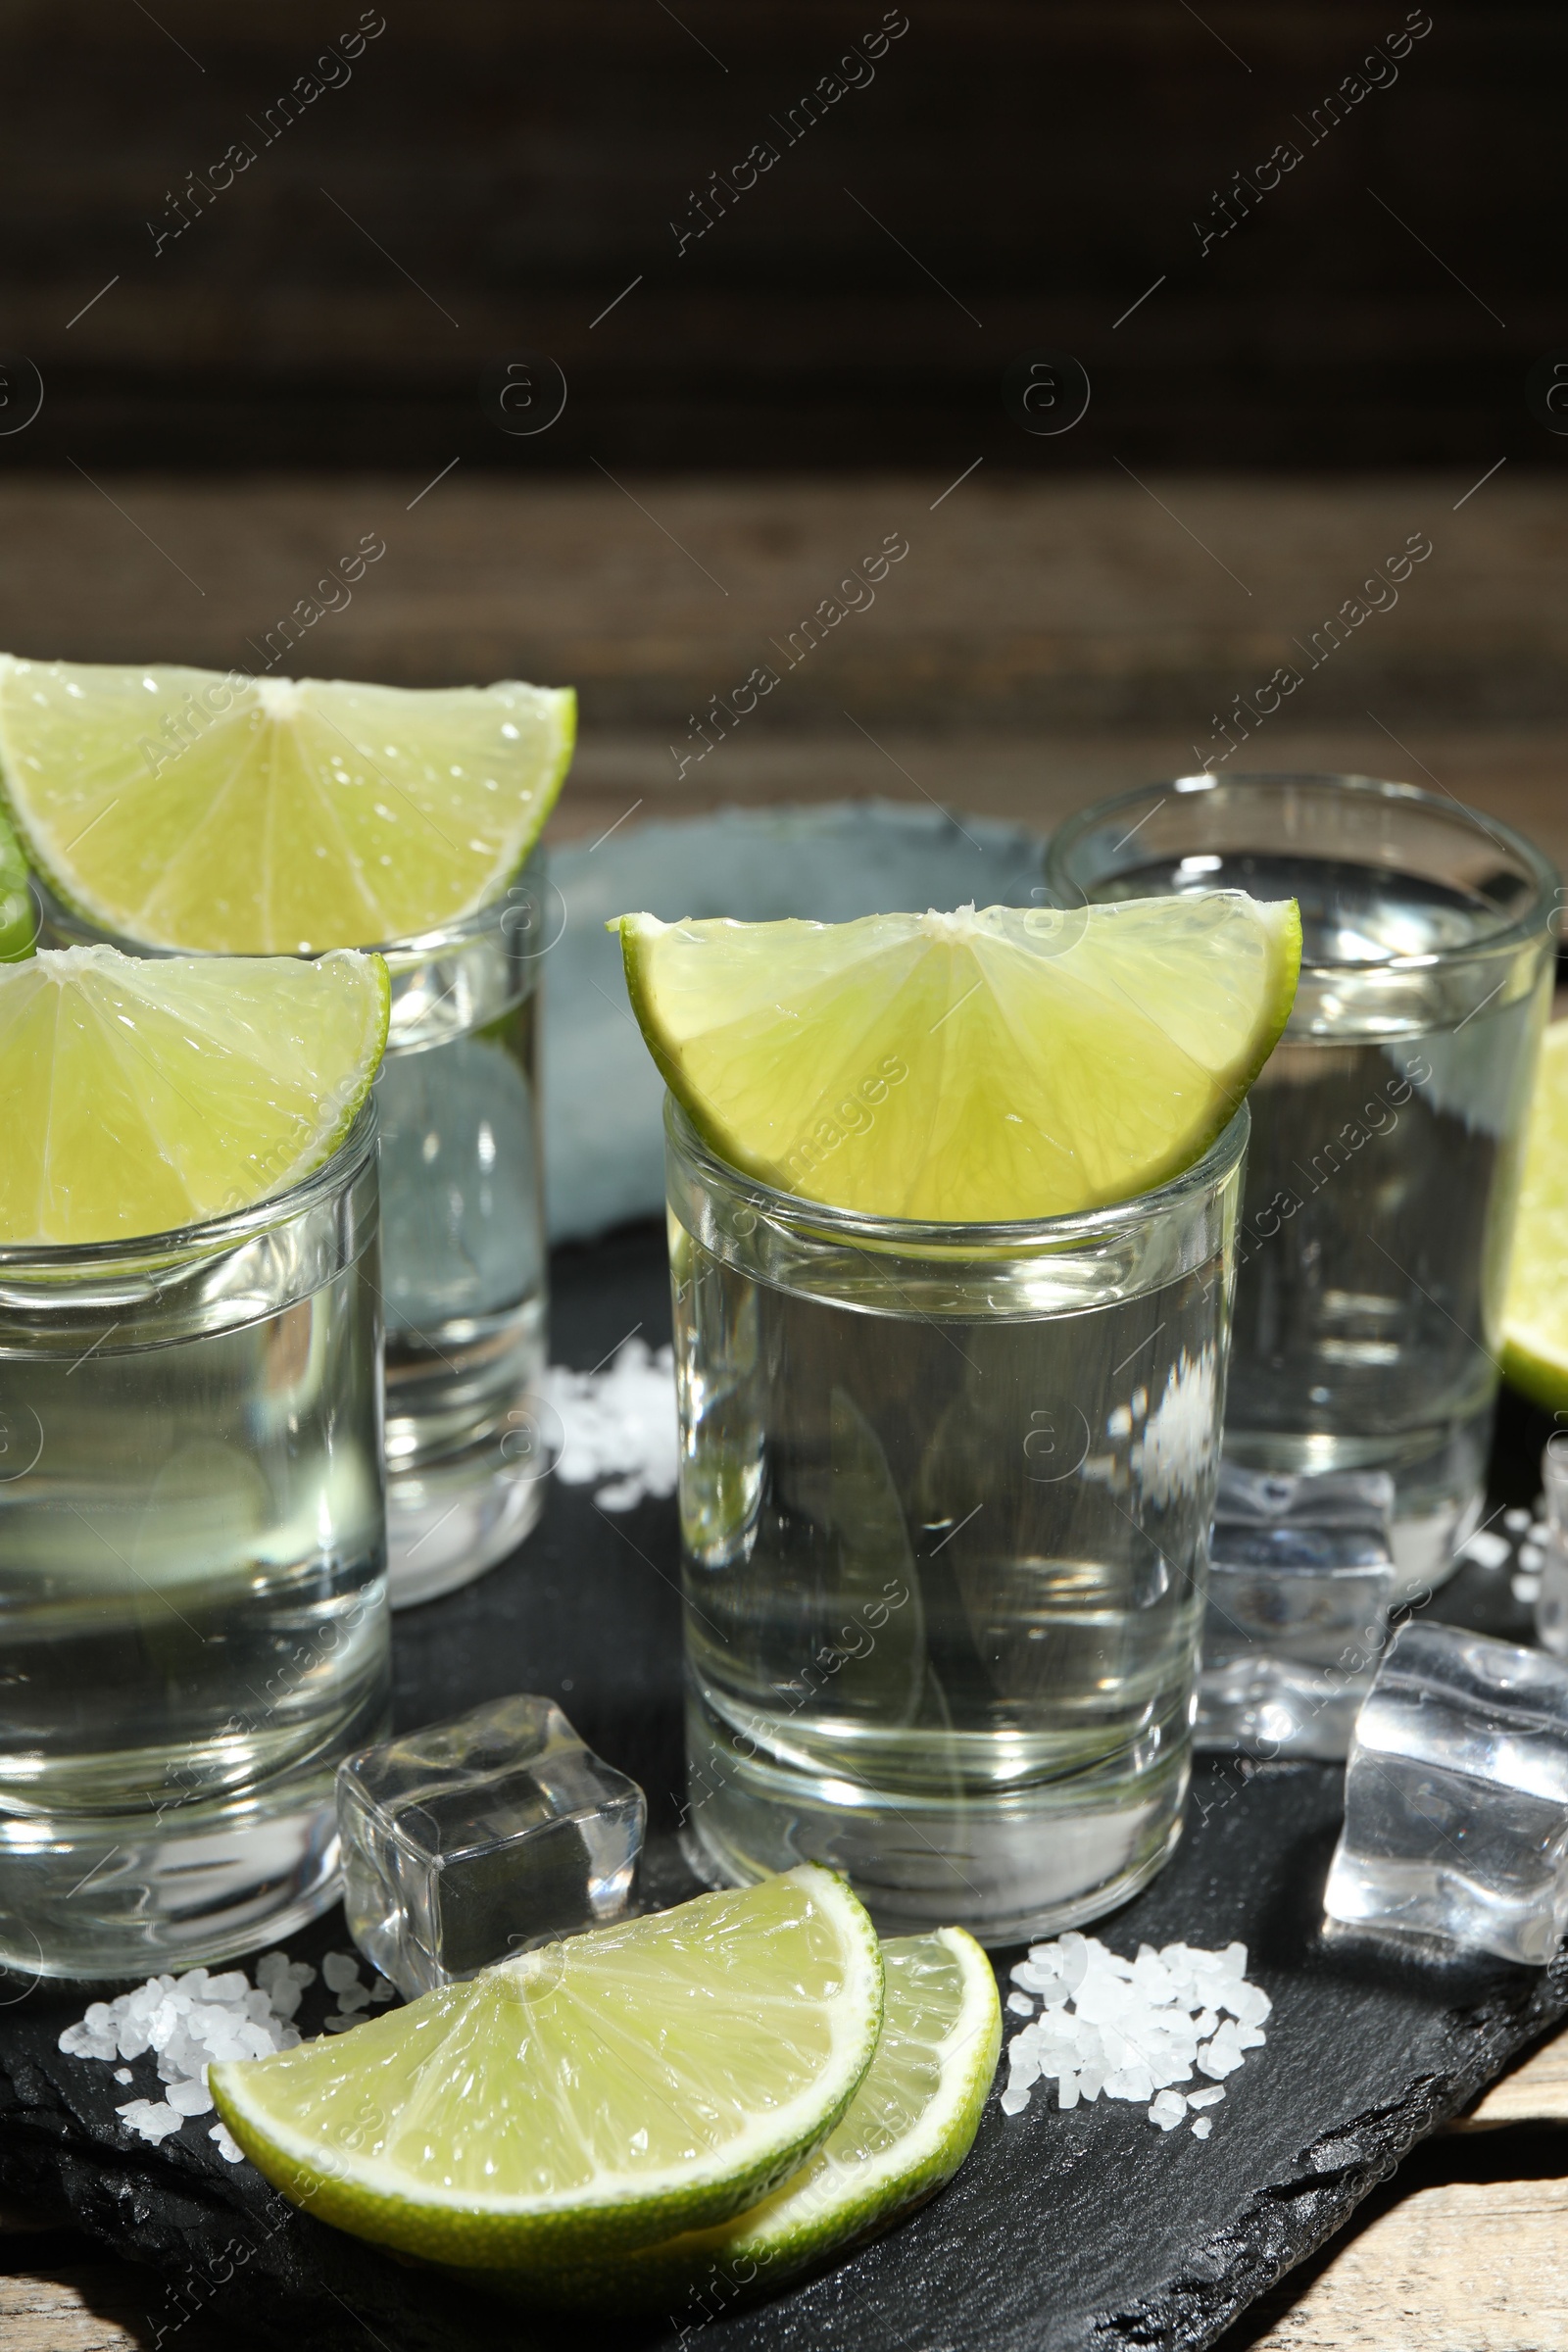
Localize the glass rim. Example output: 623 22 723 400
1046 770 1559 970
664 1092 1250 1251
0 1096 378 1274
29 846 547 966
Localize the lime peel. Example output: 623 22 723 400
0 803 30 962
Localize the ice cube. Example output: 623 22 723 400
337 1693 646 1997
1198 1463 1396 1760
1323 1621 1568 1965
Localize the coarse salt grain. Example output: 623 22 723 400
117 2097 183 2144
1000 1933 1270 2137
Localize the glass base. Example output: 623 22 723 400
0 1773 344 1982
386 1462 545 1609
683 1703 1191 1947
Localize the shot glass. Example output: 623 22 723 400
1048 774 1556 1602
42 855 555 1611
374 860 552 1606
0 1104 388 1980
666 1097 1248 1946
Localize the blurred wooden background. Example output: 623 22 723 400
0 470 1561 866
0 0 1562 867
0 0 1562 473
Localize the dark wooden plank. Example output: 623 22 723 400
0 1 1562 468
0 471 1563 859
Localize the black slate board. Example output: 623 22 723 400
1 1222 1563 2352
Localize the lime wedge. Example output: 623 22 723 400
1503 1020 1568 1408
210 1865 883 2271
500 1927 1001 2313
0 804 31 961
0 944 388 1245
0 656 575 953
618 895 1300 1220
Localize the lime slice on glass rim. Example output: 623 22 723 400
1502 1019 1568 1408
617 895 1301 1221
0 803 32 961
496 1927 1002 2314
0 656 575 953
211 1865 884 2273
0 944 389 1246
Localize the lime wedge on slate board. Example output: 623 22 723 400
212 1867 884 2274
488 1926 1002 2313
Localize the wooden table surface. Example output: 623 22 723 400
1 468 1564 2348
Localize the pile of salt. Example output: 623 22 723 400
1001 1932 1271 2137
57 1947 393 2159
538 1339 677 1510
